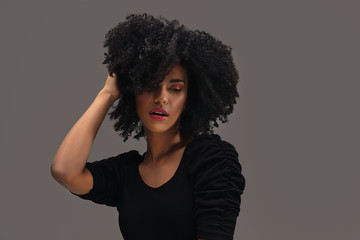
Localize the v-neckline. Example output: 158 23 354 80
137 137 195 190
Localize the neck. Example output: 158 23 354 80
144 127 192 165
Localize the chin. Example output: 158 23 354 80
142 120 180 135
144 125 173 134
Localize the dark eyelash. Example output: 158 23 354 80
170 88 181 92
143 87 181 93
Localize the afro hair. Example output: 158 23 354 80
102 13 240 142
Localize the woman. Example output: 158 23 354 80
51 13 246 240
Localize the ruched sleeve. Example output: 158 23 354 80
189 134 246 240
69 150 138 207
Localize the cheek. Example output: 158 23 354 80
173 96 187 113
135 96 147 115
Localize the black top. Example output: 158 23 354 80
70 133 246 240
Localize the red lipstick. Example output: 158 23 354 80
149 115 167 120
149 108 169 116
149 107 169 121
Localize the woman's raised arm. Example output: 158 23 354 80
50 74 121 195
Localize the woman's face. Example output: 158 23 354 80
135 63 188 135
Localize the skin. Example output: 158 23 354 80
135 63 193 167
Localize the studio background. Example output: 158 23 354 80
0 0 359 239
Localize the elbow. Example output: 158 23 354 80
50 164 63 182
50 163 70 184
50 162 62 178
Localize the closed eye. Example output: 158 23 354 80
170 88 182 92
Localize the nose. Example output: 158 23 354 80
153 86 168 104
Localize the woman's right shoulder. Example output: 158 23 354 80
114 149 143 165
91 149 142 170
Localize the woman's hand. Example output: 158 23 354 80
101 73 123 101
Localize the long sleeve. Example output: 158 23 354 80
189 134 246 240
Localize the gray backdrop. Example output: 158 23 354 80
0 0 359 239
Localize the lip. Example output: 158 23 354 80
149 114 168 120
149 107 169 116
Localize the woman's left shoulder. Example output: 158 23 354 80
186 133 239 160
185 133 242 174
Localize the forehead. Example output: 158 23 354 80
163 63 188 83
139 63 188 93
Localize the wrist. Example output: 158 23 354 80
98 89 117 104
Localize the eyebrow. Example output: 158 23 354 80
169 78 185 84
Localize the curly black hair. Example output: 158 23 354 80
102 13 240 142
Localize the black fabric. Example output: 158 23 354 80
70 133 246 240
